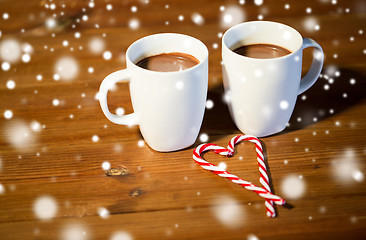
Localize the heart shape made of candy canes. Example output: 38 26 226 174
193 134 286 218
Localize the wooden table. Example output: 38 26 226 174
0 0 365 239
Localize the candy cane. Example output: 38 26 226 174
193 135 285 217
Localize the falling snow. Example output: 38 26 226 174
220 5 245 29
254 69 263 78
279 100 289 110
281 175 306 199
211 195 245 229
4 119 38 152
98 207 110 219
116 107 125 116
88 37 105 54
74 32 81 39
53 73 60 81
131 6 138 13
254 0 263 6
103 51 112 60
33 195 58 220
0 184 4 194
332 148 364 183
102 161 111 170
199 133 209 142
61 224 88 240
6 80 15 89
106 4 113 11
1 61 10 71
137 140 145 147
128 18 140 30
206 99 214 109
247 234 259 240
0 38 22 63
175 81 184 90
21 53 31 63
52 99 60 106
110 231 134 240
218 162 227 170
54 56 79 81
191 13 204 25
3 110 13 119
30 121 42 132
92 135 99 142
303 17 320 32
3 13 9 20
352 170 364 182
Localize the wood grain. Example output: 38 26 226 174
0 0 365 239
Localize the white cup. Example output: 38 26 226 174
99 33 208 152
222 21 324 137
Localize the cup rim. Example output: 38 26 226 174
222 21 303 61
126 33 208 75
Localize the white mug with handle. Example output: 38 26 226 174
222 21 324 137
99 33 208 152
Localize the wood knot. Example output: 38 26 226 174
105 165 132 177
129 188 144 198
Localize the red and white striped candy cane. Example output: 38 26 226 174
193 134 285 217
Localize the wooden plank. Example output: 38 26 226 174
0 0 365 239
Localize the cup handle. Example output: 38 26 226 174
99 69 138 125
298 38 324 95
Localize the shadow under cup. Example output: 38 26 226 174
222 21 320 137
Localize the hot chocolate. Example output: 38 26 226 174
233 44 291 59
136 52 200 72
